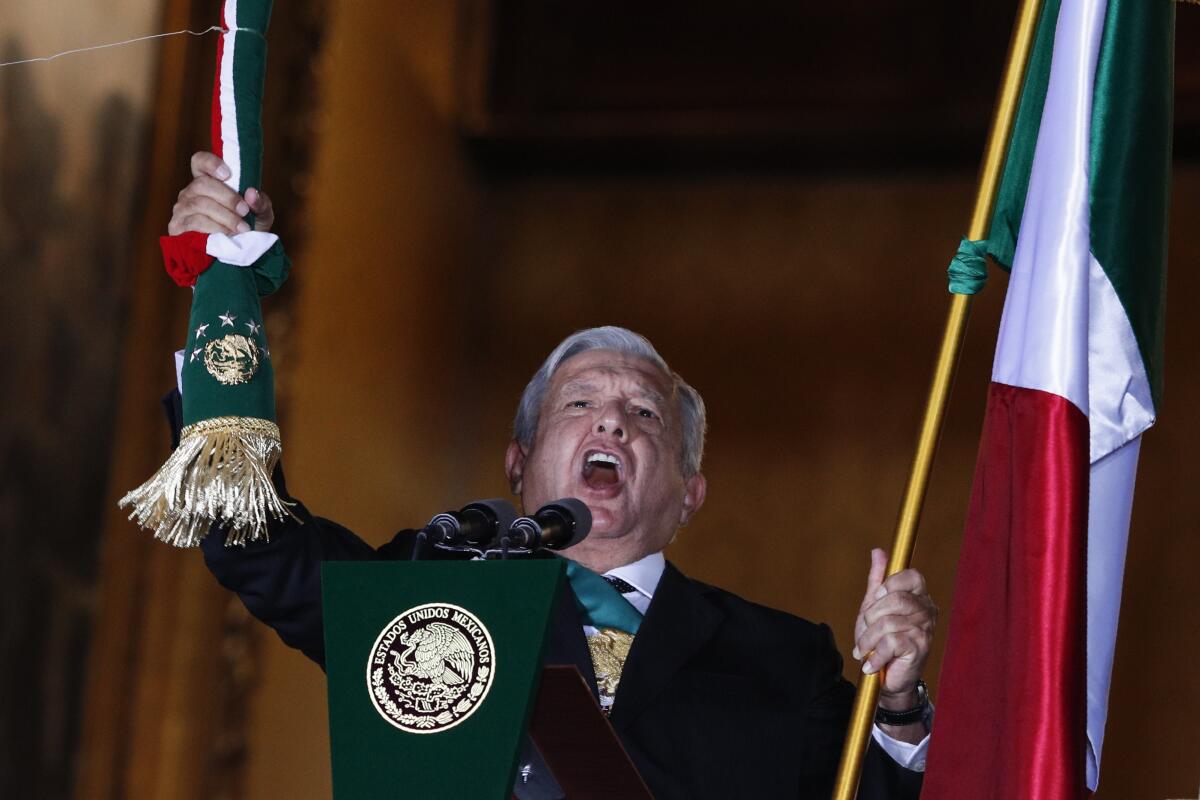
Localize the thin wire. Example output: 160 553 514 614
0 26 225 69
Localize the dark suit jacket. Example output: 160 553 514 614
200 495 923 799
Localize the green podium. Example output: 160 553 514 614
322 560 652 799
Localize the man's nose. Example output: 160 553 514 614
595 403 627 440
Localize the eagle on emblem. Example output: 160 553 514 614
392 622 475 686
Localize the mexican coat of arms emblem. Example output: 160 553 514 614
366 603 496 734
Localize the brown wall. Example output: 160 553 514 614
113 2 1199 798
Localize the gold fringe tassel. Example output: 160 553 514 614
119 416 292 547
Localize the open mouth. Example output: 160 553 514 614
581 450 624 491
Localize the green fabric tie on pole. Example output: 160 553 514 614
947 237 991 295
563 559 642 634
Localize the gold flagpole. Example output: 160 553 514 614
831 0 1047 796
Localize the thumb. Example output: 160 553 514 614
245 187 274 232
853 548 888 660
861 548 887 610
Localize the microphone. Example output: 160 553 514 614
422 499 518 548
505 498 592 551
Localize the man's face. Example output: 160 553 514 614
505 349 706 572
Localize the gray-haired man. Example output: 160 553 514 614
178 153 936 799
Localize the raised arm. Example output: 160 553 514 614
200 497 377 668
162 145 353 665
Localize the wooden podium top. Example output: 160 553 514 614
523 665 653 800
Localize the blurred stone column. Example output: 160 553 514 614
73 2 324 798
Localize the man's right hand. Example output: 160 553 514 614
168 151 274 236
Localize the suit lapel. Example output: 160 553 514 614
608 562 724 731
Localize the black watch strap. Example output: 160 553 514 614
874 680 929 726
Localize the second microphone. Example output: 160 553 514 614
504 498 592 551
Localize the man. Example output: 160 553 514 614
173 153 937 798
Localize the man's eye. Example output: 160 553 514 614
635 407 659 420
566 400 590 409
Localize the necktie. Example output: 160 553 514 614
604 575 639 595
563 560 642 710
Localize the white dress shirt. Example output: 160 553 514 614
590 551 929 771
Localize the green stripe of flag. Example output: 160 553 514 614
1089 0 1174 410
236 0 273 32
232 32 266 198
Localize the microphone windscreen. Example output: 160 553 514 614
462 498 518 533
543 497 592 548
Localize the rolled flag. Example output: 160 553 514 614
121 0 292 547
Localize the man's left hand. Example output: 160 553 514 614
853 548 937 708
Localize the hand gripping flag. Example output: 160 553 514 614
121 0 292 548
923 0 1174 796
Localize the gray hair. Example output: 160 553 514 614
513 326 707 476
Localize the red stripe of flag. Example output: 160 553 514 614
923 382 1089 799
210 6 226 159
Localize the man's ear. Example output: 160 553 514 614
504 439 527 495
679 472 707 527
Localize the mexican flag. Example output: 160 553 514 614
922 0 1173 796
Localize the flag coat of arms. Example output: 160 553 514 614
923 0 1173 796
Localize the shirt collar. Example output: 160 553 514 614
604 551 666 602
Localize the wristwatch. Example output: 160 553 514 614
874 680 930 727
